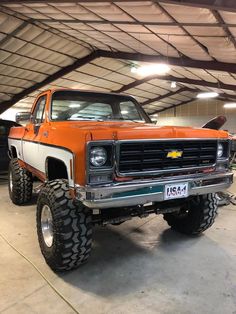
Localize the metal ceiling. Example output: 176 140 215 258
1 0 236 116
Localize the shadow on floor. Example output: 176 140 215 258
0 171 8 185
157 227 202 252
60 223 201 297
60 225 151 296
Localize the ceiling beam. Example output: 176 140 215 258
218 96 236 102
114 73 236 93
115 74 161 93
1 0 235 12
1 48 236 114
163 78 236 93
211 10 236 50
99 50 236 74
36 20 236 28
152 98 195 114
0 0 235 12
0 50 99 114
152 94 236 114
0 20 29 47
143 89 236 109
218 93 236 100
157 2 214 60
158 0 236 12
141 87 189 106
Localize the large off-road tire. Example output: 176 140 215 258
8 158 33 205
163 193 218 235
36 179 92 272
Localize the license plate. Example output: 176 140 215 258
164 183 189 200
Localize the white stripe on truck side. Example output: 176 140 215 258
8 138 74 186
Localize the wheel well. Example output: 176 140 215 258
46 157 68 181
10 146 17 158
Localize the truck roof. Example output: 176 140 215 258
38 88 134 99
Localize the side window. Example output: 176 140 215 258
119 101 142 120
32 96 46 124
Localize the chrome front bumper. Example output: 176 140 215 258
76 171 233 209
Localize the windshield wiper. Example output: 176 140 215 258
123 119 143 123
68 117 105 121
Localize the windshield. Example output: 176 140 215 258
51 91 150 123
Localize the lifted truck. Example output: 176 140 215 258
8 89 233 272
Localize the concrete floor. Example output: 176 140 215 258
0 172 236 314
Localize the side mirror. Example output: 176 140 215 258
15 112 31 125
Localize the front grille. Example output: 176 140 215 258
232 139 236 152
118 140 217 175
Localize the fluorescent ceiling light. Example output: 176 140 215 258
131 66 138 73
197 92 219 99
171 81 176 88
121 110 128 114
224 103 236 109
69 103 81 108
131 63 170 76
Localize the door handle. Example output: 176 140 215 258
33 125 40 134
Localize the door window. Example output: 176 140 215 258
32 96 46 124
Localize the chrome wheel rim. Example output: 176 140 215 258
41 205 54 247
9 171 13 192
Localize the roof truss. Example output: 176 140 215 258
158 0 236 12
1 0 236 13
152 98 195 114
115 73 236 93
0 51 99 114
100 51 236 74
141 87 190 106
152 93 236 114
1 49 236 113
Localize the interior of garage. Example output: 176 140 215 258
0 1 236 313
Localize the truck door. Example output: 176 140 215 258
22 94 47 171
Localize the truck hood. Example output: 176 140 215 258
65 121 228 140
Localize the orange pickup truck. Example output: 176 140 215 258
8 89 233 272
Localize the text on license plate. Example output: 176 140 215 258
164 183 189 200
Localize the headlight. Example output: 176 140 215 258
90 147 107 167
217 143 224 158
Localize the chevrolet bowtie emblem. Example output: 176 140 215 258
167 150 183 159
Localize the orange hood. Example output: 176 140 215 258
63 121 228 141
